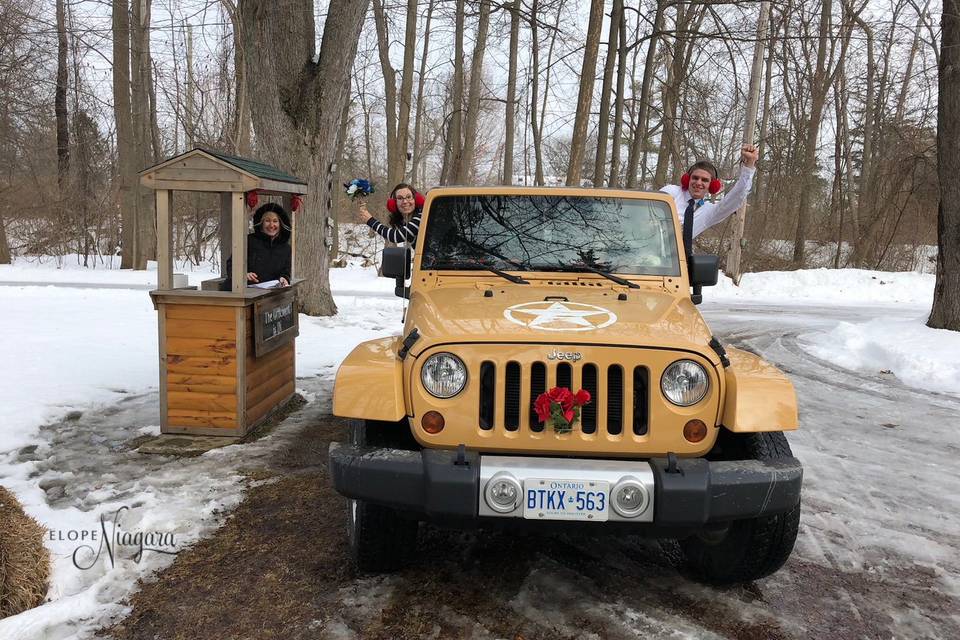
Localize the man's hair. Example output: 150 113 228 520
687 160 718 179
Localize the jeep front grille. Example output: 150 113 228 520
478 360 649 436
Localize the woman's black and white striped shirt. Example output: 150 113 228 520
365 211 422 244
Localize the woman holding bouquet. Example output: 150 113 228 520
356 182 424 245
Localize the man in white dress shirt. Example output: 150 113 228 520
660 144 760 242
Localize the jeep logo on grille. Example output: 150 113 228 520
503 301 618 332
547 350 582 361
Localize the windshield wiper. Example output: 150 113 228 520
429 261 530 285
545 263 640 289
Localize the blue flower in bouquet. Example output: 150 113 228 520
344 178 374 199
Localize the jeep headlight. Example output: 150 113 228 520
661 359 709 406
421 352 468 398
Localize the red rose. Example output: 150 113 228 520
563 409 575 423
547 387 575 411
534 393 553 422
574 389 591 406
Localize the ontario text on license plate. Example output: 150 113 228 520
523 478 610 521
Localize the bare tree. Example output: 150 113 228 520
55 0 69 191
791 0 857 267
928 0 960 330
565 0 604 186
625 0 666 188
726 1 771 283
458 0 492 183
502 0 521 185
411 0 436 187
440 0 466 184
113 0 138 269
239 0 369 316
593 0 623 187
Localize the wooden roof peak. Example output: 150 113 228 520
140 148 308 194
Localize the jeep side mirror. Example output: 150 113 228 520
688 254 719 305
382 246 412 279
689 254 719 287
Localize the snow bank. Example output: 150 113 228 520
803 316 960 396
712 268 934 306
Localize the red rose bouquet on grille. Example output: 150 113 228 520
534 387 591 434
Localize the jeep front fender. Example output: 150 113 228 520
333 337 407 421
721 347 798 432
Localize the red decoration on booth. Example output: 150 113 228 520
245 190 260 209
291 194 303 212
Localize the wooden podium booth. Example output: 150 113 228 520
141 148 308 437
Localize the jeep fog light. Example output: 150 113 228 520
421 352 468 398
661 359 709 406
484 473 522 513
612 477 649 518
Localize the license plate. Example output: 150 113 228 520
523 478 609 521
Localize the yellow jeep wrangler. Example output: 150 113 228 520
330 187 801 584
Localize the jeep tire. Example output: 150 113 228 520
678 431 801 585
347 419 418 573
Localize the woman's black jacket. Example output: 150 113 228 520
222 204 292 289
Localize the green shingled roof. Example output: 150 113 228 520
198 147 306 185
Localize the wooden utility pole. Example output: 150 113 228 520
726 1 770 284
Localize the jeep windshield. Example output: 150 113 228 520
420 194 681 276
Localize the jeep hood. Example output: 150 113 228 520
404 284 718 362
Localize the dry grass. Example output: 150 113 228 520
0 485 50 619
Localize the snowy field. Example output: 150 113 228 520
0 255 958 638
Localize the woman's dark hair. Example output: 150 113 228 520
388 182 419 227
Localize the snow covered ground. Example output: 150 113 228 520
0 256 957 638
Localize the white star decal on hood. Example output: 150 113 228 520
503 301 618 332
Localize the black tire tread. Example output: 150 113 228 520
679 430 800 585
351 501 417 573
347 419 418 574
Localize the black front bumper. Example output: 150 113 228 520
328 443 802 528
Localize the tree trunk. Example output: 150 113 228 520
458 0 492 184
221 1 250 154
441 0 466 184
929 0 960 330
746 14 777 252
0 214 10 264
849 14 876 266
625 0 665 188
239 0 369 316
371 0 399 183
566 0 604 186
184 22 196 148
726 1 770 284
502 0 521 185
608 10 628 187
412 0 436 187
793 0 833 267
55 0 69 192
528 0 544 185
113 0 137 269
131 0 157 266
394 0 418 184
70 3 94 266
592 0 623 187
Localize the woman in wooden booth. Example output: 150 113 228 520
223 203 292 289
